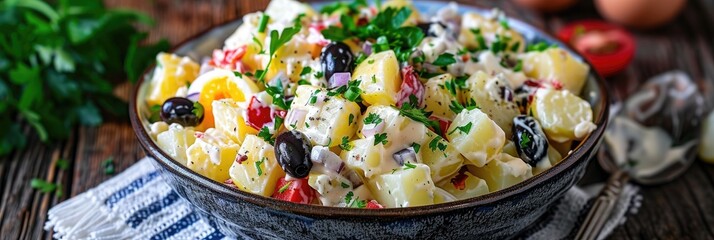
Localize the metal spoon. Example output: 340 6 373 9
576 71 707 240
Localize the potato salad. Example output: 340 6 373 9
144 0 596 208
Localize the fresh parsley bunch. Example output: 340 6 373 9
0 0 169 156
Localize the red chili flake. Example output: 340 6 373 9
550 79 564 90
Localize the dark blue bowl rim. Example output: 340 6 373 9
129 1 610 219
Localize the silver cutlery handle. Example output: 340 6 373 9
575 170 630 240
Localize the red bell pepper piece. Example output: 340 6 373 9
272 178 317 204
395 66 425 108
246 96 287 130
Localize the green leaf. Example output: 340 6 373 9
18 77 42 110
9 63 39 84
432 53 456 67
30 178 57 193
21 109 48 142
75 101 102 126
9 0 60 22
124 33 170 82
103 157 115 175
56 159 69 170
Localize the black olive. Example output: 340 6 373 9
416 22 446 37
275 130 313 178
320 42 354 81
160 97 204 127
512 115 549 167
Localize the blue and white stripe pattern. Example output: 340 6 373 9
44 158 226 240
45 158 640 240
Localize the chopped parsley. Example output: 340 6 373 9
470 28 487 51
340 136 353 151
519 133 531 149
499 19 510 30
265 81 291 110
374 133 388 146
403 162 417 170
300 66 312 76
305 121 310 128
513 59 523 72
368 59 375 64
399 95 442 135
411 142 421 154
448 122 473 135
314 71 324 79
449 99 479 114
348 113 355 125
321 6 425 62
258 127 275 145
526 42 557 52
363 112 383 125
309 89 321 105
252 35 265 54
341 182 350 188
234 71 243 78
428 136 448 152
255 157 266 176
432 53 456 66
344 191 368 208
278 181 292 193
273 116 284 131
371 75 377 83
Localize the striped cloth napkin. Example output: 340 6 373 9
44 158 640 240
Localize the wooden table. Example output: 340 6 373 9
2 0 713 239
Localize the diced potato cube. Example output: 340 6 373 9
341 137 399 179
433 187 458 204
212 99 257 145
502 140 518 158
529 88 595 143
523 48 589 94
469 153 533 192
286 85 361 147
156 123 196 165
458 13 525 53
422 74 461 120
367 163 435 208
186 128 239 181
229 135 285 197
352 50 401 106
351 184 374 203
381 0 420 26
421 132 465 182
446 108 505 167
308 172 355 206
460 71 520 137
438 170 489 200
263 32 322 81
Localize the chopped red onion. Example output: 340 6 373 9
361 121 384 138
285 109 307 128
187 92 200 102
362 42 373 56
310 146 345 173
393 148 417 166
328 72 351 89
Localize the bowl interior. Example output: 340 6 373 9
132 0 608 216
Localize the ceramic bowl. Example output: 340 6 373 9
130 1 610 239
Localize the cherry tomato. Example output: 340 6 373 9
396 66 425 108
272 178 317 204
211 45 247 70
366 200 384 209
246 96 287 130
557 20 635 77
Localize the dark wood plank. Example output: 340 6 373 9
1 0 714 240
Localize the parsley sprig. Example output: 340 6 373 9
321 6 424 62
0 1 169 156
398 95 442 136
257 21 302 83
